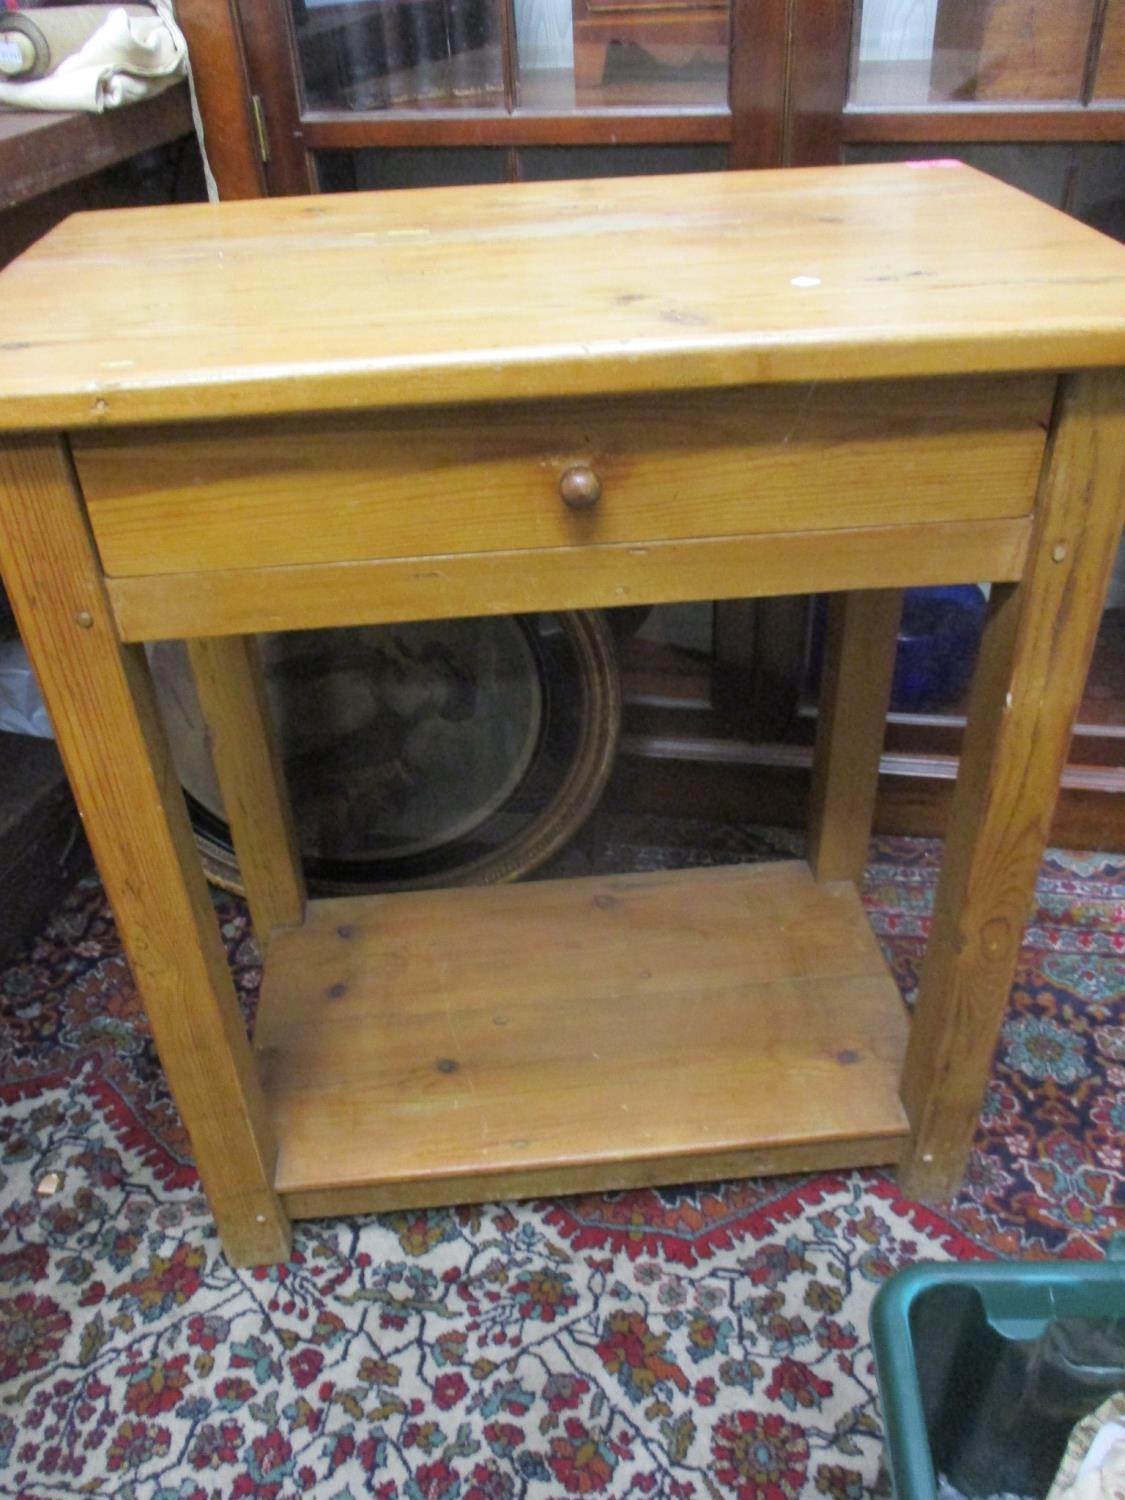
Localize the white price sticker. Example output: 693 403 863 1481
0 34 28 73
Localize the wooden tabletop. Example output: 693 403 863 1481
2 160 1125 430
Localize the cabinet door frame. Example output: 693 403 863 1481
204 0 808 193
839 0 1125 148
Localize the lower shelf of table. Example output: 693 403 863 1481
253 860 912 1219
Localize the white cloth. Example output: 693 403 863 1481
1053 1423 1125 1500
1049 1395 1125 1500
0 1 187 112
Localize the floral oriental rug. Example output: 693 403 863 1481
0 820 1122 1500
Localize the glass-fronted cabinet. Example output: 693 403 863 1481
290 0 730 114
225 0 758 197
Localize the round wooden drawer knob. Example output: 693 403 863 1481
559 465 602 510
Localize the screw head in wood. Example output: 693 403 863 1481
75 610 94 629
558 465 602 510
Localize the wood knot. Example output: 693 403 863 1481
435 1058 459 1074
326 981 348 999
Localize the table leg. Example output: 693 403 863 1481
0 436 291 1266
899 371 1125 1200
187 635 306 949
808 589 903 886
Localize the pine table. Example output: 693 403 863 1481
1 161 1123 1266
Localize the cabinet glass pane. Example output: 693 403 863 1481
293 0 506 110
1096 0 1125 100
1070 143 1125 672
315 148 508 189
515 0 729 113
290 0 730 113
849 0 1096 106
315 144 723 191
1071 143 1125 241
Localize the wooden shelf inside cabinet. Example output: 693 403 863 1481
517 64 728 115
299 93 731 150
254 862 911 1219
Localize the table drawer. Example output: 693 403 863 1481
72 377 1052 579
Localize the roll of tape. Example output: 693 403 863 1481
0 6 154 81
0 15 50 79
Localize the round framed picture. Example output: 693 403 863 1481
151 610 620 894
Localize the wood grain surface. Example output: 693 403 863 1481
2 162 1124 428
0 84 192 212
900 371 1125 1198
930 0 1096 102
104 515 1032 642
254 862 911 1208
808 589 904 886
0 437 290 1266
73 376 1050 578
282 1134 910 1220
186 635 305 946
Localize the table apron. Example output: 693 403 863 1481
104 515 1032 643
72 375 1052 588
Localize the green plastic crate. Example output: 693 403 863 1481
871 1248 1125 1499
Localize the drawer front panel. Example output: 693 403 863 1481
73 377 1052 579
